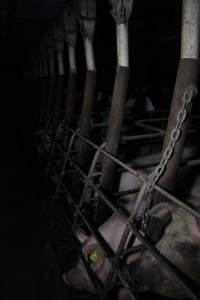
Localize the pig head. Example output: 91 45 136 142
129 200 200 298
62 171 145 295
62 153 200 298
62 212 129 293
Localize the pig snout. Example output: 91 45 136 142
62 242 109 294
63 261 96 293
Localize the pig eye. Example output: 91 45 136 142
85 244 105 272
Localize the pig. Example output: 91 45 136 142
62 154 200 299
130 199 200 298
62 169 149 297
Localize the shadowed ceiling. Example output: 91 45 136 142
0 0 181 88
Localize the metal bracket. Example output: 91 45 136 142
78 0 96 39
110 0 134 24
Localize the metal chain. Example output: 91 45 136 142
141 84 198 231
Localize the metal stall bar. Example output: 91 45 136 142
59 121 145 180
39 39 51 125
63 2 77 147
74 0 97 192
53 21 65 117
45 30 56 124
59 123 200 220
134 120 165 134
43 22 66 171
95 0 133 224
59 158 138 299
52 136 200 300
49 121 200 225
37 51 47 125
134 116 200 136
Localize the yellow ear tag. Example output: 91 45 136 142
89 250 97 263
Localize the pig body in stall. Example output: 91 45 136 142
62 152 200 299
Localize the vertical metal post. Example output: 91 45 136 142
38 55 46 122
73 0 96 192
46 31 56 118
53 22 65 118
79 36 96 139
159 0 200 193
63 4 77 146
95 0 133 224
47 49 56 117
41 43 49 120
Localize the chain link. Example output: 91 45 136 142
141 84 198 231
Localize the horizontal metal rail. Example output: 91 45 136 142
134 120 165 134
60 121 200 218
47 118 200 221
135 115 200 124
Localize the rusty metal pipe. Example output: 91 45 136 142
76 69 96 169
159 0 200 192
54 49 65 117
95 66 129 224
63 72 77 127
78 36 96 139
74 35 96 192
72 0 96 192
100 66 129 184
94 1 132 223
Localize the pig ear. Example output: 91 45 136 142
147 202 173 243
75 228 89 244
148 202 173 219
62 273 69 286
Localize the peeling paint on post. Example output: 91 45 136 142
159 0 200 194
96 0 133 224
